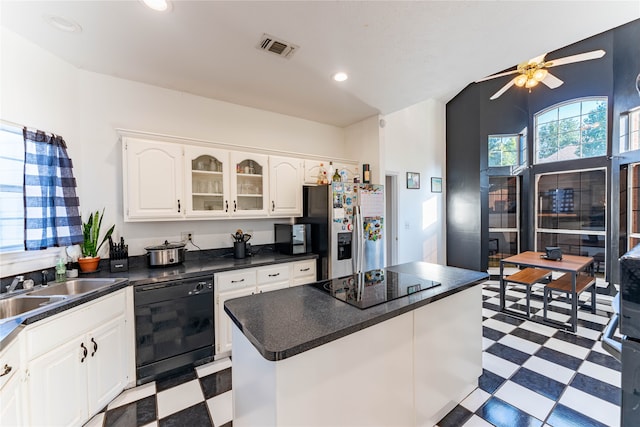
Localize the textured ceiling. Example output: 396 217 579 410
2 1 639 127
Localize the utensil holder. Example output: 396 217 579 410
233 242 245 259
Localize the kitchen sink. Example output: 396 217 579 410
27 278 121 297
0 296 66 319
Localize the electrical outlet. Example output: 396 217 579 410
181 232 193 242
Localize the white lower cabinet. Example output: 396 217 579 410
216 286 255 355
215 261 314 356
27 335 87 426
0 337 23 426
87 317 127 414
23 290 129 426
291 259 317 286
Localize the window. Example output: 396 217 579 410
534 98 607 164
0 123 83 256
535 168 606 273
628 164 640 248
620 108 640 153
0 124 25 253
488 131 527 168
488 176 520 267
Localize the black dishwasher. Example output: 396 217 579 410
134 275 214 385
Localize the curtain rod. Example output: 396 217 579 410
0 118 60 138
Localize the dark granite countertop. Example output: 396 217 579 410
0 250 317 350
224 261 489 361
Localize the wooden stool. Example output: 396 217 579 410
504 268 552 317
543 273 596 330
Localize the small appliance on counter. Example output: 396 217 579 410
145 240 186 267
109 236 129 273
274 224 311 255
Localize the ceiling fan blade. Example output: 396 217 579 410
545 49 606 67
541 72 564 89
475 69 518 83
489 77 517 100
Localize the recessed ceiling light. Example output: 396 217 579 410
141 0 171 12
43 14 82 33
333 72 348 82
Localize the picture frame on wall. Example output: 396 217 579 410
431 177 442 193
406 172 420 189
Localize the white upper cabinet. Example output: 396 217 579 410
123 137 184 221
122 133 358 221
333 162 360 183
303 159 359 184
184 146 231 217
303 160 326 184
230 152 269 216
269 156 303 216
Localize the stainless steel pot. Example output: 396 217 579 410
145 240 187 267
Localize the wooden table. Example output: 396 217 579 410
499 251 595 332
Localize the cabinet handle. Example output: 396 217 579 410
91 337 98 357
178 199 181 213
268 273 280 277
300 267 310 272
0 364 12 377
234 200 237 212
80 343 88 363
231 278 245 283
272 201 275 211
225 200 229 212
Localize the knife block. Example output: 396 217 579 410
110 258 129 273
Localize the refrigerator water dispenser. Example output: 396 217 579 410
337 232 352 260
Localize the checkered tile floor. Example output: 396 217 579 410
84 358 233 427
437 278 621 427
85 279 620 427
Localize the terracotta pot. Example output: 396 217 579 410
78 256 100 273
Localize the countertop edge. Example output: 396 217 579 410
225 267 488 362
0 252 318 350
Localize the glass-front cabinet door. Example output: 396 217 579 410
184 147 230 217
230 152 269 216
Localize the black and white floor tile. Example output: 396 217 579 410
85 279 620 427
438 279 621 427
85 358 233 427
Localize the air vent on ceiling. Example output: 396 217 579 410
257 33 298 59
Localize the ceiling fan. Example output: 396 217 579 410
477 49 606 100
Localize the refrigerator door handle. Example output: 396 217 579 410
353 206 364 274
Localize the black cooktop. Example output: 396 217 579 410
314 269 441 309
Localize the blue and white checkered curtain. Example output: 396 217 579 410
23 129 83 250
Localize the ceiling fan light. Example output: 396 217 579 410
514 75 528 87
533 69 548 81
525 78 539 88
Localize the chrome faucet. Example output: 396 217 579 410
6 275 24 293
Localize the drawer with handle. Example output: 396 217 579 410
216 270 257 292
257 264 290 285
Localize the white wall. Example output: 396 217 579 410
382 99 446 264
1 29 349 275
344 115 382 184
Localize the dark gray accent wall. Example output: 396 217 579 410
446 19 640 280
446 85 482 271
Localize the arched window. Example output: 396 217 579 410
534 98 607 164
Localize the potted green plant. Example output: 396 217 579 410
78 208 115 273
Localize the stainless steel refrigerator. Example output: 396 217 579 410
602 244 640 426
298 182 384 280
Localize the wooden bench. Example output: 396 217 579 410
543 273 597 321
503 268 552 317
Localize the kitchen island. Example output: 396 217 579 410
224 261 488 426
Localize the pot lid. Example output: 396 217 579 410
145 240 186 251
